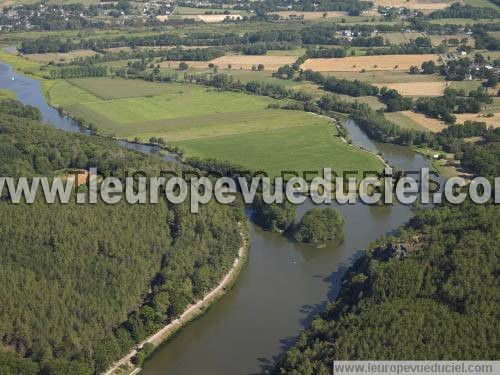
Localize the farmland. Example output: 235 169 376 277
322 70 447 84
396 111 447 133
47 78 382 176
371 0 452 10
384 112 431 132
23 49 98 63
176 123 383 178
210 55 297 71
301 54 440 72
158 55 298 71
374 82 447 96
454 113 500 128
267 11 346 20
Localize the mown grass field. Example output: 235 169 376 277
384 112 430 132
322 70 446 84
48 78 382 176
177 123 383 177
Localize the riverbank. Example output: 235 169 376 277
105 223 249 375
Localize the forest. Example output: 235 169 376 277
0 100 244 374
276 201 500 374
292 208 344 244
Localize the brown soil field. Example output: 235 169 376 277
209 55 297 71
374 81 447 96
301 54 440 72
24 49 98 63
455 113 500 128
268 11 346 19
399 111 447 132
371 0 451 10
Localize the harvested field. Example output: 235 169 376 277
209 55 297 71
268 11 346 20
23 49 98 63
301 54 440 72
173 6 243 15
197 14 242 22
371 0 451 10
398 111 447 133
454 113 500 128
374 81 447 96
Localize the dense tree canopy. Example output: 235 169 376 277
0 102 244 374
292 208 344 243
276 202 500 374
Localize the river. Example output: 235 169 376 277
0 60 432 375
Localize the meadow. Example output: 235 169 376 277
177 123 383 178
321 70 446 84
384 112 430 132
48 78 383 176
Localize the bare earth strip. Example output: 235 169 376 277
374 81 447 96
455 113 500 128
104 227 247 375
399 111 447 132
371 0 452 10
301 54 440 72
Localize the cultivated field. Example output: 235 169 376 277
382 32 425 44
66 78 191 100
177 14 243 22
454 113 500 128
375 81 447 96
173 6 244 15
158 60 214 69
371 0 451 10
48 78 382 176
197 14 242 22
385 112 430 132
301 54 440 72
397 111 447 132
210 55 297 71
23 49 98 63
323 70 446 84
267 11 346 20
177 123 382 178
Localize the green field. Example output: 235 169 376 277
177 123 383 177
429 18 500 25
322 70 446 84
461 0 500 9
448 80 483 92
0 89 16 99
266 48 306 57
48 77 382 176
384 112 429 132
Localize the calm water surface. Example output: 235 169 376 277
0 60 432 375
